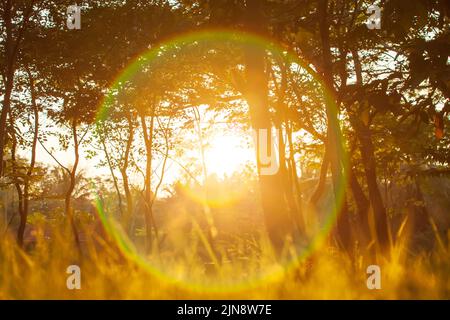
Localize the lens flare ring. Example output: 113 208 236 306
95 29 349 293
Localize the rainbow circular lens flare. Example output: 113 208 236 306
95 29 349 293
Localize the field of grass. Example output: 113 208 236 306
1 218 448 300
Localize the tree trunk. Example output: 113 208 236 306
351 49 390 250
100 135 124 218
0 0 14 177
21 66 39 246
192 107 218 247
318 0 352 251
310 146 329 206
0 0 33 177
244 0 294 252
120 112 134 235
286 120 304 233
65 119 81 252
10 124 25 247
140 112 158 252
120 167 133 234
348 166 371 243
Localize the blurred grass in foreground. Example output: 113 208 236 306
0 219 449 300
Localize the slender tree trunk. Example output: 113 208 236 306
358 124 390 248
20 66 40 246
335 37 373 248
275 59 302 232
192 107 218 245
310 146 329 206
65 119 81 251
120 112 134 235
0 0 14 177
244 0 294 253
286 121 304 232
278 122 302 237
0 0 33 176
351 49 390 250
120 167 133 234
9 123 25 246
100 135 124 217
140 111 158 252
0 79 13 177
348 166 371 242
318 0 352 251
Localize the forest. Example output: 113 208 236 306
0 0 449 299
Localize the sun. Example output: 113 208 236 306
204 131 254 178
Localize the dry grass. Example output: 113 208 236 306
0 216 448 300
